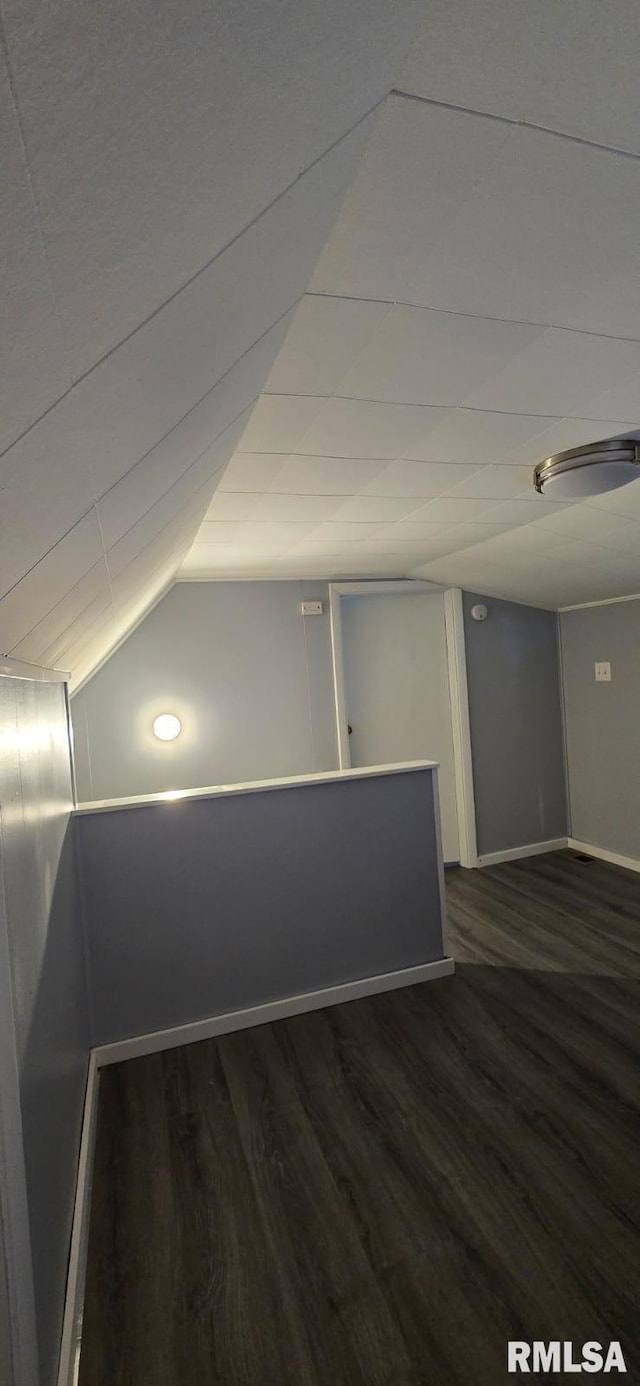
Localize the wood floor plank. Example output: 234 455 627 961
81 1062 178 1386
216 1029 420 1385
165 1105 319 1386
79 852 640 1385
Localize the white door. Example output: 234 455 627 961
341 590 459 862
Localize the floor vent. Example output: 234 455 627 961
572 852 595 863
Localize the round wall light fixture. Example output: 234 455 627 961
471 603 488 622
534 438 640 499
152 713 182 742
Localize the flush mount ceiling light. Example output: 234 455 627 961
534 439 640 499
152 713 182 742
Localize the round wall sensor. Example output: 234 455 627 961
152 713 182 741
471 603 488 622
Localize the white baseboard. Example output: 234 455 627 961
56 1053 100 1386
93 957 455 1067
58 957 453 1380
567 837 640 876
476 838 568 868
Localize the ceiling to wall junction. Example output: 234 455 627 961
183 0 640 614
0 0 421 688
4 0 640 693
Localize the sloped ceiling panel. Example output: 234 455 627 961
399 0 640 156
1 0 421 377
0 0 421 686
183 1 640 607
0 64 72 453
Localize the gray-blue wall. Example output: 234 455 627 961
463 592 568 856
73 581 570 859
0 674 90 1386
72 581 337 803
0 1219 11 1385
77 769 447 1046
560 598 640 859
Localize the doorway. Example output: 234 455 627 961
329 582 477 867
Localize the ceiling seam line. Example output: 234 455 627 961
2 441 215 618
96 393 260 509
8 561 111 659
236 451 494 460
245 401 640 426
0 286 299 476
93 504 115 608
303 291 640 347
2 290 636 473
208 491 473 501
106 471 225 597
14 594 113 671
68 574 179 695
0 11 73 396
3 387 261 652
103 442 233 558
326 391 636 415
0 82 381 467
92 510 112 595
0 505 98 603
390 88 640 163
92 293 302 503
0 334 289 637
63 96 385 390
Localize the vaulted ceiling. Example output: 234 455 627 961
4 1 640 692
0 0 420 688
183 0 640 614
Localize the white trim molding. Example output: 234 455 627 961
328 580 438 770
74 760 437 816
92 958 455 1067
328 580 439 598
56 954 453 1379
567 837 640 875
56 1054 100 1386
430 768 451 955
328 581 477 867
443 589 477 868
0 656 69 683
477 838 568 868
328 586 350 769
559 591 640 613
0 856 39 1386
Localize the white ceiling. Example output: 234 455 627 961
0 0 420 688
183 0 640 613
5 0 640 692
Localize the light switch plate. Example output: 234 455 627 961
301 600 323 616
594 661 611 682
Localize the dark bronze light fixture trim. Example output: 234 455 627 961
534 438 640 499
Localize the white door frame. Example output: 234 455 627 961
328 580 478 868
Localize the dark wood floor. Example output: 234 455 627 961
79 852 640 1385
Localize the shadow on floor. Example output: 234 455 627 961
79 952 640 1386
